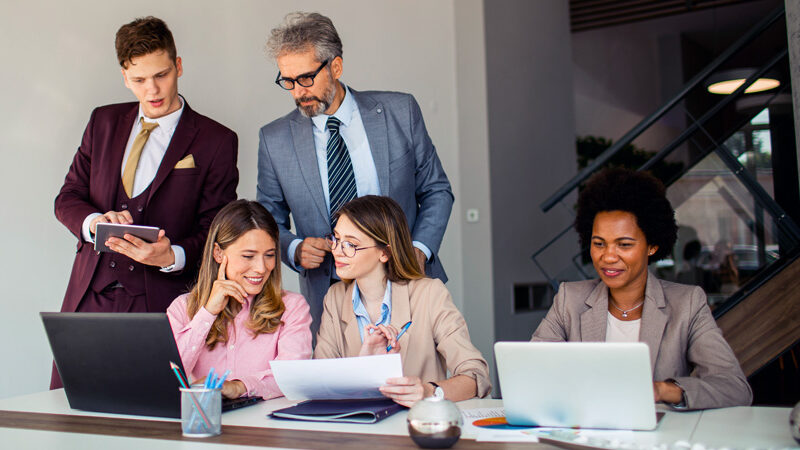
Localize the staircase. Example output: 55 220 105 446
531 4 800 404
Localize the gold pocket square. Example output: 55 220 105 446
174 154 196 169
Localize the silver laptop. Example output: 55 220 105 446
494 341 657 430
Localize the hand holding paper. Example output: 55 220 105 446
271 354 403 401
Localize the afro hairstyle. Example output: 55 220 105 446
575 167 677 263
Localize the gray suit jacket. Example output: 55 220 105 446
531 272 752 410
257 89 453 335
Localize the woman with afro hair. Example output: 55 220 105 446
531 168 751 410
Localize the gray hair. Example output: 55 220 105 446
266 12 343 62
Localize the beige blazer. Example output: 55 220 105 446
314 278 491 398
532 272 752 410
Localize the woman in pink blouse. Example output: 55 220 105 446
167 200 312 400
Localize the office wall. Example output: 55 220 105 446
453 0 495 381
0 0 492 399
484 0 578 345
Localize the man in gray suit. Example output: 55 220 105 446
257 12 453 335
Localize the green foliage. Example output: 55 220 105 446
576 135 685 185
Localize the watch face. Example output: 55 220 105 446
434 386 445 399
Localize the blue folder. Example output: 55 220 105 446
270 398 405 424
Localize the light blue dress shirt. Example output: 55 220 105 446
352 280 392 342
287 84 431 270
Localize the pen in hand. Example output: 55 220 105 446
387 321 412 352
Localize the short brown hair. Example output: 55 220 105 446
334 196 424 283
115 16 177 68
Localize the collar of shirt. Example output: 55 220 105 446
137 95 185 137
352 279 392 342
242 294 256 309
311 83 356 132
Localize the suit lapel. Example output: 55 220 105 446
290 111 329 227
104 105 138 208
353 90 390 196
639 272 667 373
148 101 197 203
389 282 412 364
580 281 609 342
339 282 362 357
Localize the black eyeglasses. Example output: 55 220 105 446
275 60 329 90
325 234 377 258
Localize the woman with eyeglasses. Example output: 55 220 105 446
314 195 491 407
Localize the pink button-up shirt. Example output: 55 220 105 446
166 290 312 399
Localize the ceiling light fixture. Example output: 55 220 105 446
706 68 780 95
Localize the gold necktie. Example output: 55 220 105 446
122 118 159 198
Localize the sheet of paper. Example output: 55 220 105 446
271 354 403 400
476 428 540 442
477 427 636 445
460 408 636 444
459 407 539 441
461 406 505 421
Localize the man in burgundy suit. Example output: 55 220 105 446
52 17 238 388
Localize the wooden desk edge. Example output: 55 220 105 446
0 410 552 449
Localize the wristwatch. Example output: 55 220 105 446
666 378 687 409
429 382 444 400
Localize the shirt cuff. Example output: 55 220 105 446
195 306 218 323
288 238 304 271
82 213 102 243
160 245 186 272
412 241 432 261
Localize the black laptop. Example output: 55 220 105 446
41 312 261 418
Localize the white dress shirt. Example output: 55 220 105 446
81 97 186 272
288 84 431 269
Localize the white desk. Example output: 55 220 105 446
692 406 798 448
0 390 796 449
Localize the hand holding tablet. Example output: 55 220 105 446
94 223 160 253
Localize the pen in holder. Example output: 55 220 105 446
181 386 222 437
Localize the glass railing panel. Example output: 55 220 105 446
722 106 778 197
530 220 589 290
661 150 787 309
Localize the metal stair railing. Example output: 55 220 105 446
530 4 800 299
540 4 785 213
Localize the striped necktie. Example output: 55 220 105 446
326 116 357 223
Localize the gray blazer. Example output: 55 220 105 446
531 272 752 410
257 89 453 335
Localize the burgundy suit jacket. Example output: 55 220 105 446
55 100 238 313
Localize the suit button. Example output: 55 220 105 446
121 203 127 209
324 269 329 276
109 261 116 268
129 265 135 271
376 108 382 113
137 206 144 212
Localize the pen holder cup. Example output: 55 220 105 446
180 386 222 437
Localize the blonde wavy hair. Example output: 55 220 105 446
187 200 285 349
333 195 424 283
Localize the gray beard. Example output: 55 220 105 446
297 96 330 118
296 80 337 118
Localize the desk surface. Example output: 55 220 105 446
0 390 546 449
0 390 795 449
